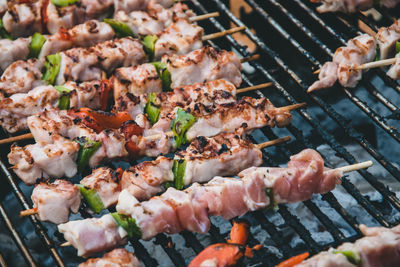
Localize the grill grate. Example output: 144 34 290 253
1 0 400 266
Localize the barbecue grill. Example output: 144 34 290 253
1 0 400 266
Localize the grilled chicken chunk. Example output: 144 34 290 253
2 1 43 38
308 34 376 92
0 38 30 72
313 0 400 13
112 63 163 99
297 224 400 267
80 167 122 208
58 214 128 257
154 19 203 60
0 58 45 95
8 134 80 185
31 180 81 224
163 46 242 88
387 53 400 79
79 248 141 267
376 19 400 60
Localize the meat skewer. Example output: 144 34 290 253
0 24 246 97
57 149 373 257
0 79 268 137
311 0 400 13
8 99 301 185
79 248 141 267
277 224 400 267
18 134 290 223
309 19 400 92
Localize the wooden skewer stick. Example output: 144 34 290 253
336 160 373 173
313 69 320 75
236 82 273 94
60 242 71 247
202 26 246 41
277 102 307 112
240 54 260 63
19 207 37 217
354 58 397 70
0 133 33 145
189 12 220 22
256 136 291 150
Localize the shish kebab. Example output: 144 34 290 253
56 149 373 257
0 2 217 72
0 46 254 133
0 19 245 97
9 88 298 185
0 0 182 38
311 0 400 13
19 132 290 224
309 19 400 92
277 224 400 267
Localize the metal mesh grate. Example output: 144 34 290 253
1 0 400 266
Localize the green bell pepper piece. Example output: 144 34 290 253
54 85 71 110
76 184 104 213
172 159 186 190
396 41 400 54
111 212 142 239
75 137 102 173
145 92 161 124
333 250 361 265
0 19 12 39
51 0 78 7
171 108 196 148
104 19 134 38
265 188 278 210
142 35 158 60
42 54 61 85
150 61 172 91
29 32 46 58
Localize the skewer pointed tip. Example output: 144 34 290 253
279 102 307 112
336 160 373 173
19 208 38 218
313 69 321 75
256 136 291 150
189 12 220 22
240 54 260 63
60 242 71 247
237 82 273 94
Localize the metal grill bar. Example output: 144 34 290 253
0 159 65 266
0 203 35 266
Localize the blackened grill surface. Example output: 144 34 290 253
1 0 400 266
